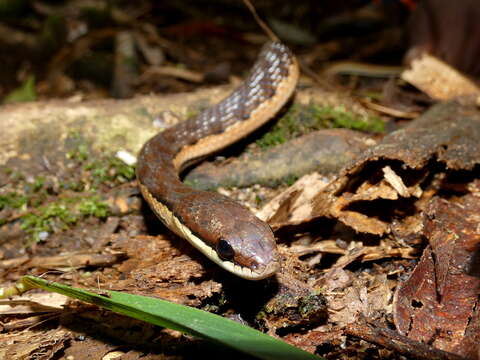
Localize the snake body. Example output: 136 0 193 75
137 42 299 280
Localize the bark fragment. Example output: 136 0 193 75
185 129 375 190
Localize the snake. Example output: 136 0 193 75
136 42 299 280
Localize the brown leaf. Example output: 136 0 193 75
258 172 328 229
321 271 393 327
394 194 480 358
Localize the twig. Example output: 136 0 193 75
243 0 278 42
345 321 465 360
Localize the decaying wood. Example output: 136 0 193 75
185 129 375 190
264 97 480 234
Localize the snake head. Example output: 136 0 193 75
175 191 280 280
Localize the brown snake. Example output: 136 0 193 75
137 42 299 280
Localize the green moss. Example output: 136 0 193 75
282 174 298 187
0 181 45 227
185 108 200 120
21 203 78 242
256 105 299 149
0 192 28 210
297 294 325 317
65 131 93 164
182 178 198 189
60 180 85 192
31 176 45 193
2 167 13 175
108 157 135 181
85 161 106 180
19 196 110 243
312 105 384 133
256 103 384 149
78 197 110 218
85 156 135 187
0 132 127 242
65 131 135 188
66 143 89 162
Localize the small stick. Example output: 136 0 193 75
243 0 279 42
345 322 465 360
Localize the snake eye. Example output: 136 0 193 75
216 239 235 260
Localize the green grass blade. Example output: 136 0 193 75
22 275 321 360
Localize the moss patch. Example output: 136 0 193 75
20 196 110 243
256 103 384 149
66 131 136 189
1 131 135 243
0 192 28 210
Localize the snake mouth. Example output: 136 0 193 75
218 257 280 280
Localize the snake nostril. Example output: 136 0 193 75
216 239 235 260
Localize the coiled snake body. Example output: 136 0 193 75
137 42 299 279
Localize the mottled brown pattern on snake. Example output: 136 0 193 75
137 42 298 279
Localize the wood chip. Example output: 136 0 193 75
401 53 480 100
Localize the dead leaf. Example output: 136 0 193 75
258 172 328 228
394 194 480 358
